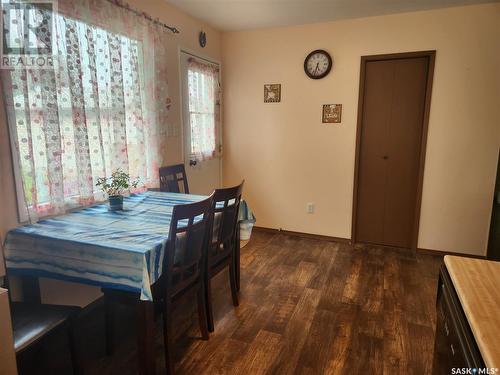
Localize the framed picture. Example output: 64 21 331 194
322 104 342 123
264 84 281 103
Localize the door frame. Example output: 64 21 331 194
178 47 223 188
351 50 436 250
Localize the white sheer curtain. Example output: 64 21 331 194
187 58 220 162
1 0 171 221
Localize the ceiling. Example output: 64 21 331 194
164 0 497 31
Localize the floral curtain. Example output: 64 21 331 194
1 0 171 221
187 57 220 162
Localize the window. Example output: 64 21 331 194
2 6 164 222
187 58 220 162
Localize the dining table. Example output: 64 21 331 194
3 191 246 375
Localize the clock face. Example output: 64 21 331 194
304 50 333 79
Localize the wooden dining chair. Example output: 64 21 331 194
162 195 213 375
102 197 213 374
11 302 82 375
205 181 244 333
0 257 83 375
159 164 189 194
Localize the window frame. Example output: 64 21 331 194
183 54 221 161
7 110 30 223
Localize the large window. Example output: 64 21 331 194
2 4 165 221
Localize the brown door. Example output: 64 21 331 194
354 52 434 248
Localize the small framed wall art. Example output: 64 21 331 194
322 104 342 123
264 84 281 103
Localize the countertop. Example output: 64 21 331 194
444 255 500 369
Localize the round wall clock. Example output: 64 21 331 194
304 49 333 79
199 31 207 48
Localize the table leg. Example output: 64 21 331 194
235 226 241 292
21 276 41 303
136 300 156 375
102 290 115 356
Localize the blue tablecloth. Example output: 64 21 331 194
4 192 207 301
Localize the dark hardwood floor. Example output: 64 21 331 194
84 229 442 375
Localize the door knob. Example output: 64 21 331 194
189 159 197 166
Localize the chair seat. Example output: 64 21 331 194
209 253 232 274
10 302 80 353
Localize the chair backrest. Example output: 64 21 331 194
164 195 213 299
159 164 189 194
209 181 244 266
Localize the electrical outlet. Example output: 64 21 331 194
306 202 314 214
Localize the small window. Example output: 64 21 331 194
186 58 220 162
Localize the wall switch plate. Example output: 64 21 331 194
307 202 314 214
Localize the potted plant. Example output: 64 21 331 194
96 169 140 211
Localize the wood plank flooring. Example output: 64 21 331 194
86 229 442 375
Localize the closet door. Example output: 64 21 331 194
355 55 430 248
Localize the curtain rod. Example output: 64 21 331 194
182 50 219 66
107 0 180 34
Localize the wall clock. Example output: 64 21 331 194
304 49 333 79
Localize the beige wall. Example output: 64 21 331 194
0 85 17 278
0 289 17 375
222 3 500 256
0 0 221 304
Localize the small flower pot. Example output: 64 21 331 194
108 195 124 211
